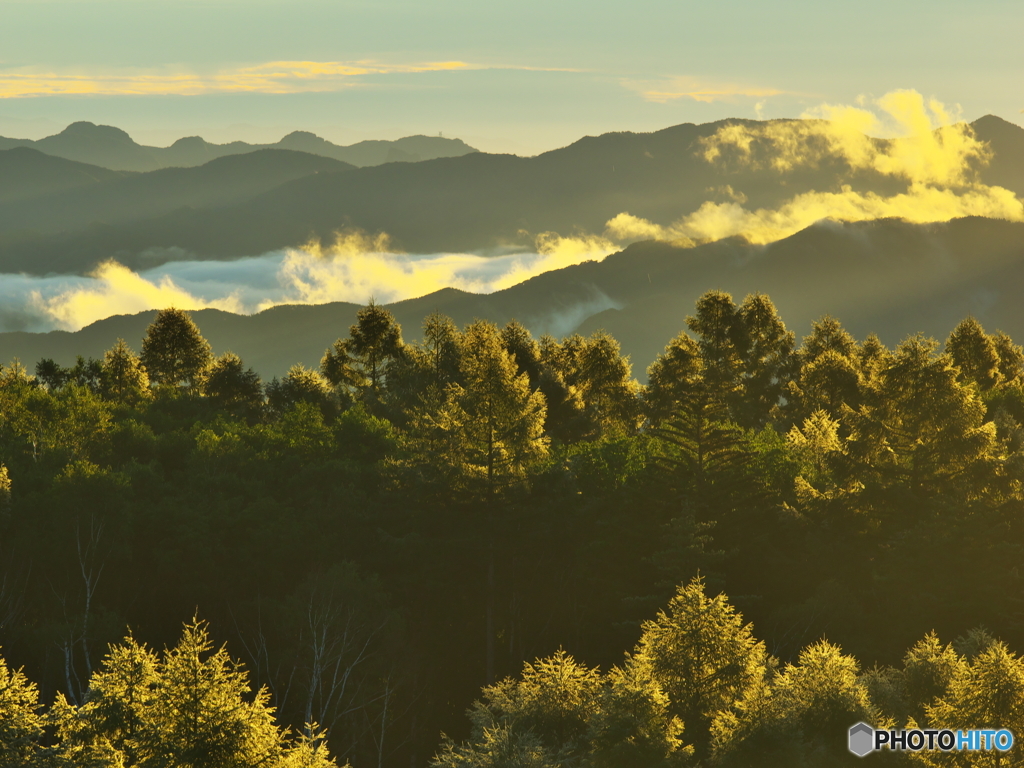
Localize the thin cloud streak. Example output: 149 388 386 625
623 76 787 104
0 60 587 99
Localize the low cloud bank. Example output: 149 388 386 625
1 231 617 333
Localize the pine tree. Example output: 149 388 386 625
927 640 1024 766
992 331 1024 388
901 632 965 725
203 352 263 416
266 365 333 417
52 635 160 766
735 293 795 428
540 331 640 439
346 300 404 398
646 331 702 427
685 291 745 412
844 334 998 500
630 577 768 758
145 619 283 768
100 339 151 404
0 650 44 767
500 320 543 391
801 316 858 361
946 316 1002 391
140 308 213 391
407 320 548 498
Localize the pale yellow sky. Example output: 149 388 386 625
0 0 1020 153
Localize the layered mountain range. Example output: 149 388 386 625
1 115 1023 380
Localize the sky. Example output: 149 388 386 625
1 0 1021 154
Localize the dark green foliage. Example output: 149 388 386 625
2 295 1024 768
203 352 263 417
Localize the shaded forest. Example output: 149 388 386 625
3 291 1024 766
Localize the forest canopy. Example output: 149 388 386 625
2 292 1024 766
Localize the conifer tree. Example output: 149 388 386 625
800 316 858 361
927 640 1024 765
686 291 745 410
539 331 640 439
901 632 965 725
100 339 151 404
791 349 863 422
319 338 364 398
500 320 543 391
735 293 795 427
203 352 263 416
946 316 1002 391
51 635 160 766
419 320 548 498
146 619 282 768
630 577 768 758
713 641 877 766
844 334 998 500
140 308 213 390
0 650 44 767
992 331 1024 387
346 300 404 397
266 365 333 417
646 331 702 427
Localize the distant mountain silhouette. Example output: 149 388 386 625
0 149 354 236
2 217 1022 382
0 147 125 204
0 121 478 172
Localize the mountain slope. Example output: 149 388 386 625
0 147 126 204
0 149 354 235
2 217 1022 381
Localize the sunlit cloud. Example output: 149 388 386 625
259 230 615 310
605 185 1023 247
9 230 616 332
0 59 479 98
700 90 987 186
29 261 245 330
606 89 1024 247
624 76 786 104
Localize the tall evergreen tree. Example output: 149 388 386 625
844 334 998 501
346 300 404 399
685 291 745 411
735 293 795 428
646 331 702 428
0 650 44 767
100 339 150 404
140 308 213 391
630 577 768 758
203 352 263 416
946 316 1002 391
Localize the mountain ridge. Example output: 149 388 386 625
0 121 479 172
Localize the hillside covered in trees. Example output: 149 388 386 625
3 292 1024 766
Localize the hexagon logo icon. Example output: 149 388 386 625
849 722 875 757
